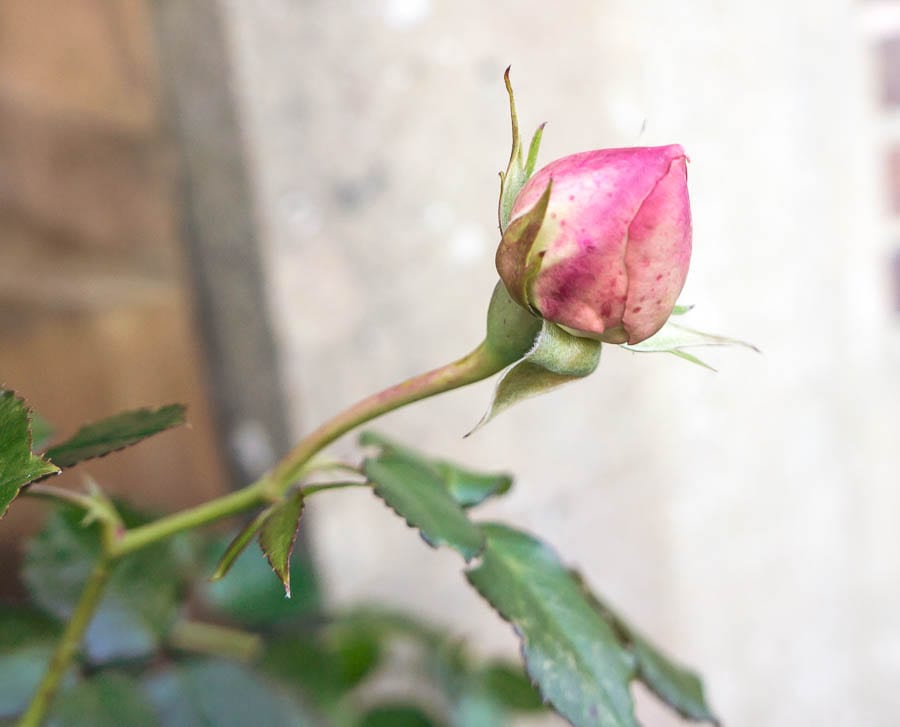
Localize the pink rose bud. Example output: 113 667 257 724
496 145 692 345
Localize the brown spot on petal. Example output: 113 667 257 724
632 306 642 313
655 273 663 281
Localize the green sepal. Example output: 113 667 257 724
621 315 758 371
473 322 602 432
258 488 306 598
498 68 546 232
483 282 541 370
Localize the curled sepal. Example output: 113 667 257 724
258 489 305 598
621 315 758 371
498 68 546 232
472 321 602 432
495 179 553 312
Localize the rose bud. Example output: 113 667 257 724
495 144 691 345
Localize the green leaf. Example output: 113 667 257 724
0 607 65 718
210 507 275 581
0 390 60 517
143 660 314 727
473 322 602 432
578 589 719 725
431 463 512 508
448 662 545 727
361 432 512 508
258 489 305 597
49 673 158 727
451 691 509 727
621 318 758 371
360 704 445 727
465 524 636 727
261 623 381 711
45 404 186 469
202 532 319 627
363 452 484 561
326 621 382 689
24 505 179 662
29 414 55 451
477 662 544 712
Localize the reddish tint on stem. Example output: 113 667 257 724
498 144 692 344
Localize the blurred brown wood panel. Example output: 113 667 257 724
0 0 229 596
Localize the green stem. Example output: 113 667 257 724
17 315 517 726
167 620 263 662
301 480 370 497
17 557 111 727
267 342 503 494
111 484 267 558
24 484 95 511
109 343 502 558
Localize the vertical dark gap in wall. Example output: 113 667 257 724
151 0 316 574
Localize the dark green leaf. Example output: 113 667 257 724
361 431 513 508
143 660 314 727
48 673 158 727
258 489 305 597
326 622 382 689
360 704 444 727
202 532 319 627
210 507 275 581
261 629 379 711
0 607 65 718
0 390 60 517
579 589 719 725
363 452 484 561
465 524 636 727
45 404 186 469
477 662 543 712
24 506 179 662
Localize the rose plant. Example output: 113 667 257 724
0 71 750 727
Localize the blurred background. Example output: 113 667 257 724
3 1 900 725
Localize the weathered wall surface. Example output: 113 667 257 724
222 2 899 725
